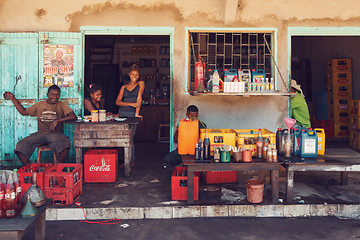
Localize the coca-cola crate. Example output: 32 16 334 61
203 171 237 184
171 167 199 201
43 164 82 189
18 163 54 197
84 149 118 183
44 180 82 205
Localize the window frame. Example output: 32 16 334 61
185 27 278 93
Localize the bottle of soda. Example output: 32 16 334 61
0 178 4 219
4 173 17 219
256 129 263 159
1 172 6 190
13 169 22 211
204 130 210 160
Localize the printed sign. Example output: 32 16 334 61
43 44 74 88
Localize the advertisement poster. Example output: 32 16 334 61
43 44 74 88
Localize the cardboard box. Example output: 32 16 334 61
327 72 352 86
84 149 118 183
350 100 360 117
327 59 352 72
328 110 350 124
328 98 350 111
334 123 350 138
328 85 352 99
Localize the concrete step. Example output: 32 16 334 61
46 203 358 220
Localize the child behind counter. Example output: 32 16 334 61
164 105 207 168
84 84 117 117
84 84 104 116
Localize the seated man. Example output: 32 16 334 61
164 105 207 168
5 85 77 165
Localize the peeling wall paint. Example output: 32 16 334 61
2 0 360 139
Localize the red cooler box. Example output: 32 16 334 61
84 149 118 183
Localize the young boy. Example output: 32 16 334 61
4 85 77 166
164 105 206 168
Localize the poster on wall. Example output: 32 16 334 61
43 44 74 88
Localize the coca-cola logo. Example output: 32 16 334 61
89 158 111 172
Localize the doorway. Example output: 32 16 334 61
289 27 360 139
84 34 171 143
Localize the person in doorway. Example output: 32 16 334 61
290 79 311 128
4 85 77 166
116 64 145 162
164 105 207 168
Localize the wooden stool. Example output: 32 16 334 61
36 145 58 164
158 124 170 143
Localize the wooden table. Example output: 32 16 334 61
279 155 360 203
0 199 50 240
182 156 281 204
72 118 140 178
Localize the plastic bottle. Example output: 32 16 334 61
207 69 213 91
256 129 263 158
269 78 275 92
212 70 220 93
4 173 17 219
204 131 210 160
13 169 22 211
0 178 4 219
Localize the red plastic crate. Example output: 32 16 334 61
18 163 54 197
43 164 82 189
171 167 199 201
84 149 118 183
203 171 237 184
44 180 82 205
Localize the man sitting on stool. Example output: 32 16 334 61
4 85 77 165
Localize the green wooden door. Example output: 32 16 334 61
0 33 39 165
0 32 83 165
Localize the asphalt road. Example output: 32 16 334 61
23 217 360 240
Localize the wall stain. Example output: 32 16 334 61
35 8 47 20
67 2 185 30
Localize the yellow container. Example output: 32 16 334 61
314 128 325 155
234 129 276 156
200 129 236 156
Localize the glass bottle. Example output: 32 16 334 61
4 173 17 219
13 169 22 212
203 131 210 160
0 178 4 219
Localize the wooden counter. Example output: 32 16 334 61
135 104 170 142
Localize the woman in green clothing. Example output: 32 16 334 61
290 79 311 128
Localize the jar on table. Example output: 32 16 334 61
91 110 99 122
99 109 106 122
